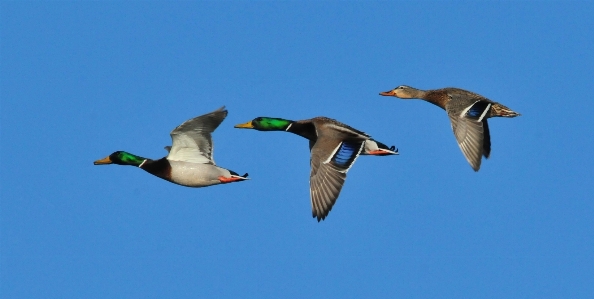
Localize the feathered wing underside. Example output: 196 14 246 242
447 100 492 171
309 138 364 221
167 106 227 164
483 120 491 158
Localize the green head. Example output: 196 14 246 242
94 151 147 167
234 117 293 131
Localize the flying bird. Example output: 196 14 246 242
235 116 397 221
94 106 249 187
380 85 520 171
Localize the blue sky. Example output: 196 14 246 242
2 2 593 298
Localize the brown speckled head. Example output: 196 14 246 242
379 85 425 99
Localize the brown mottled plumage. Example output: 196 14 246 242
380 85 520 171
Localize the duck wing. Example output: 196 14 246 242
310 138 365 221
167 106 227 165
308 118 368 221
446 98 492 171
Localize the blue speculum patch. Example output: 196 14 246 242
332 142 360 167
467 101 491 119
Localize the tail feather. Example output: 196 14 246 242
362 139 399 156
491 103 520 118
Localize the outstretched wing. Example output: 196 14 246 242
167 106 227 164
446 100 492 171
309 137 365 221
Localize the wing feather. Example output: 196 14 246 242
446 99 496 171
309 137 364 221
167 106 227 164
448 112 485 171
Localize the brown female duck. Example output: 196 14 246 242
380 85 520 171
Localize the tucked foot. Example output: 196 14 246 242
218 174 250 184
366 146 399 156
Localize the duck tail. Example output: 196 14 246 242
491 103 521 118
362 139 399 156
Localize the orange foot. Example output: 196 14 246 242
218 175 248 184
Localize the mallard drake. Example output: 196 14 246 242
94 106 248 187
379 85 520 171
234 116 397 221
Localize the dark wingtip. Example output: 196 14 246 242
313 213 325 222
242 173 249 178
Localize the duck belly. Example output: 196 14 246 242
168 161 229 187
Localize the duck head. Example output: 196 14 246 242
379 85 421 99
94 151 147 166
234 117 293 131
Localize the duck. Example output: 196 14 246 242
234 116 397 221
94 106 249 187
379 85 520 171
